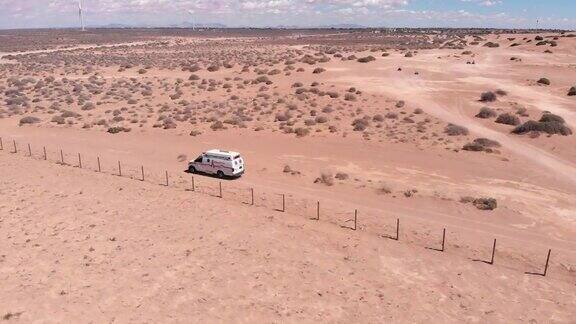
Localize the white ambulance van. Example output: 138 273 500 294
188 149 245 178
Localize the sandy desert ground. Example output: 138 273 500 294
1 28 576 322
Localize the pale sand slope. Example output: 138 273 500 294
1 151 575 322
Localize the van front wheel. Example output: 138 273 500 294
188 166 196 173
217 170 224 178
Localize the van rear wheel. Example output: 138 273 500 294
217 170 224 178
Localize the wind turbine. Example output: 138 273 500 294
78 0 86 31
188 9 196 31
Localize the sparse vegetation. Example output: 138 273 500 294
444 124 469 136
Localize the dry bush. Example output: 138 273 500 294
357 56 376 63
537 78 550 85
475 107 496 119
344 93 357 101
512 120 572 136
376 184 392 195
568 86 576 96
462 138 500 153
312 67 326 74
210 121 225 131
495 113 520 126
473 198 497 210
294 127 310 137
314 173 334 186
444 123 469 136
283 165 301 175
335 172 349 180
107 126 130 134
483 42 500 48
479 91 497 102
351 118 369 131
19 116 41 125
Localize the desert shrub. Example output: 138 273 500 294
483 42 500 48
335 172 349 180
255 76 271 84
304 119 316 126
19 116 40 125
51 116 65 124
207 65 220 72
475 107 496 119
495 113 520 126
444 123 469 136
189 74 200 81
404 52 413 57
294 127 310 137
376 184 392 195
539 113 564 123
138 69 147 74
314 173 334 186
275 111 291 122
210 121 225 131
568 86 576 96
385 112 398 119
373 114 384 122
357 56 376 63
81 102 95 111
344 93 356 101
413 108 423 114
473 198 497 210
189 130 202 136
352 118 369 131
107 126 130 134
537 78 550 85
312 67 326 74
462 138 500 153
512 120 572 136
315 116 328 123
479 91 497 102
395 100 405 108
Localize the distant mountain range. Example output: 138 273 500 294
92 22 366 29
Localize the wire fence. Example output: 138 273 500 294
1 136 575 282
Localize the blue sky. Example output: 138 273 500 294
0 0 574 30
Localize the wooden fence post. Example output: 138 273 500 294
543 249 552 276
250 188 254 205
165 170 169 186
28 143 32 157
141 166 145 181
60 149 64 164
0 137 3 150
78 153 82 168
395 218 400 241
441 228 446 252
191 175 195 191
353 209 358 231
12 140 17 153
43 146 47 160
489 239 497 265
218 182 223 198
97 156 101 172
118 161 122 176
